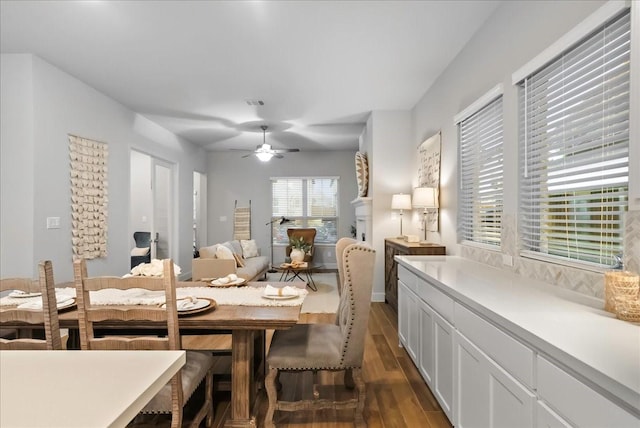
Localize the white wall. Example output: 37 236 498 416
409 0 639 297
412 0 608 255
0 53 207 281
367 110 414 301
0 55 34 277
206 150 358 268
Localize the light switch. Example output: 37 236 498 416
46 217 61 229
502 254 513 267
220 216 227 222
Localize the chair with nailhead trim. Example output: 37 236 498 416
264 242 375 427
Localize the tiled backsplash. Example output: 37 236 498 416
460 210 640 299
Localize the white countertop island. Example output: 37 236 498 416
0 350 186 428
395 255 640 417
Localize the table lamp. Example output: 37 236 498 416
412 187 437 242
391 193 412 238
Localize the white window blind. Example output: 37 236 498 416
458 95 504 247
271 177 339 244
518 10 630 267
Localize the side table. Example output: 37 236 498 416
384 238 445 312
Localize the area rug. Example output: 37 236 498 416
266 271 339 313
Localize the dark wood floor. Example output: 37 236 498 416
131 303 452 427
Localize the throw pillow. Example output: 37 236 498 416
233 253 245 268
199 244 219 259
241 239 259 258
130 247 150 257
215 245 235 263
228 240 244 256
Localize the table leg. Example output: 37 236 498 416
305 270 318 292
226 330 256 428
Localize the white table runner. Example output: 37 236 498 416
0 285 307 307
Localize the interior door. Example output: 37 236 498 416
151 159 172 260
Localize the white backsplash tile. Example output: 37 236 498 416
460 210 640 299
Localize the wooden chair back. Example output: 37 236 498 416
74 258 214 428
0 261 63 350
285 228 317 262
74 258 180 352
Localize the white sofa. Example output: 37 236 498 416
192 239 268 282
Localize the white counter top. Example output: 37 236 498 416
0 350 186 427
396 255 640 415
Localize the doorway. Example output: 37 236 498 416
130 150 175 261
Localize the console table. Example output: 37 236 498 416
384 238 445 311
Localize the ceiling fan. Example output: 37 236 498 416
238 125 300 161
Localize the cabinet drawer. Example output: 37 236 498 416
398 265 417 293
537 356 639 427
416 277 454 323
455 303 534 388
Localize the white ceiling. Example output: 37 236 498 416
1 1 501 152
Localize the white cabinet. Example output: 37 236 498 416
417 299 454 420
398 279 418 361
417 299 435 385
433 308 454 420
454 331 535 428
536 401 572 428
537 356 638 428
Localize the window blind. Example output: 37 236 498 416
307 178 338 217
271 177 339 244
518 10 630 267
458 96 504 246
272 178 303 217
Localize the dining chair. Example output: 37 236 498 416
264 242 375 427
74 258 214 428
0 260 63 350
335 237 357 297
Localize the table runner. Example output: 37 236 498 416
0 285 307 308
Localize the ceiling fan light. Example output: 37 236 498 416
256 152 273 162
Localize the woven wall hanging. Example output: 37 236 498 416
69 135 108 260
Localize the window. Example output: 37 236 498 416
457 88 504 247
517 10 630 268
271 177 339 244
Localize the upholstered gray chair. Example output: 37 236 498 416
264 242 375 427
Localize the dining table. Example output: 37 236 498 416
0 349 185 428
1 280 304 428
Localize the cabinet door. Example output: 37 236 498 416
398 280 409 347
455 331 535 428
536 401 572 428
398 279 418 361
433 310 454 421
418 300 435 387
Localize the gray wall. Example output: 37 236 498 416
0 53 207 281
205 150 358 268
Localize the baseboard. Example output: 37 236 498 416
371 291 385 302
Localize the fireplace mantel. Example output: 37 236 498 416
351 197 372 243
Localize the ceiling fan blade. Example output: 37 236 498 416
274 154 285 159
241 153 253 158
270 148 300 153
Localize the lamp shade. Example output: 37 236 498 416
391 193 412 210
412 187 438 208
